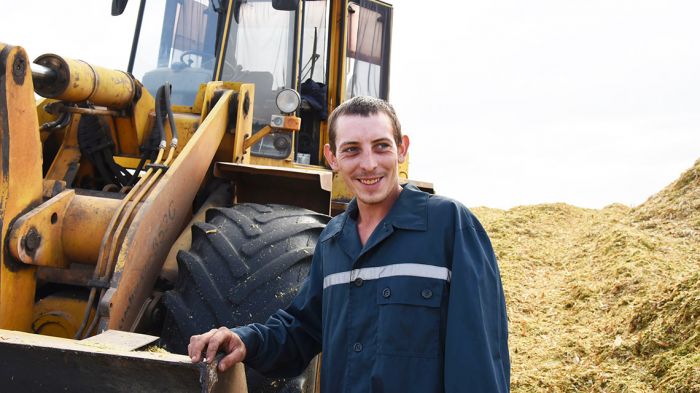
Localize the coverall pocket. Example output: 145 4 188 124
376 276 444 358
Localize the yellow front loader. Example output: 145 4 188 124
0 0 426 392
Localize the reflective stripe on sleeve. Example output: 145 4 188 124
322 263 451 289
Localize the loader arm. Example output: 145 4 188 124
0 44 44 331
106 85 250 331
5 78 254 334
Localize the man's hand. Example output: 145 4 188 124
188 327 247 372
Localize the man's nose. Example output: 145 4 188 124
359 150 378 171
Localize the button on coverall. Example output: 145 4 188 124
234 184 510 392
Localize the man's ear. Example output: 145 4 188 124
398 135 410 163
323 144 338 170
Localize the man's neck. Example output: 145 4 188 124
356 185 402 245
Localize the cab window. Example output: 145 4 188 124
221 0 297 159
345 0 391 100
132 0 220 105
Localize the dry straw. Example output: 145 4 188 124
473 158 700 392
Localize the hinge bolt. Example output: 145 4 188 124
24 229 42 252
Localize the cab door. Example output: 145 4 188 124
313 0 392 164
342 0 392 100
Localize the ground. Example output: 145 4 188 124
472 159 700 392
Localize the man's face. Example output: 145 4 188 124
324 112 409 208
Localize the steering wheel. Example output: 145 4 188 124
178 50 242 79
179 50 216 67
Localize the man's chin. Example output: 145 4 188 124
355 191 387 206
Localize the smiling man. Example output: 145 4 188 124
189 96 510 392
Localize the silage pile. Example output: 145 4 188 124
473 159 700 392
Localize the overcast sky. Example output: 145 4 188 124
2 0 699 209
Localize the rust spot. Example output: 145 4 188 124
12 52 26 85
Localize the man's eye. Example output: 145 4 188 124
342 147 358 153
376 143 390 150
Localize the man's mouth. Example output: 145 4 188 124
358 177 381 185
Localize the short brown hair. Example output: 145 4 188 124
327 96 402 153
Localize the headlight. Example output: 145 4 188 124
276 89 301 114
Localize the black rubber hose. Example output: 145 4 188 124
161 82 178 144
154 85 167 147
40 111 72 131
128 84 169 186
91 151 115 186
129 101 163 186
102 149 128 185
128 155 148 186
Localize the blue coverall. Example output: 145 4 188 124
234 184 510 392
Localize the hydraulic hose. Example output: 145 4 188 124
77 82 181 337
161 83 179 149
75 147 166 339
154 85 167 148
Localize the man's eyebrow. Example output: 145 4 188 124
338 138 392 148
338 141 359 148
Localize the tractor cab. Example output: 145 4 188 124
128 0 393 165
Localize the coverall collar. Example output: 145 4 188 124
321 183 428 243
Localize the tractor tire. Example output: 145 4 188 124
161 203 329 393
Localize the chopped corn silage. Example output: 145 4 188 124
472 159 700 392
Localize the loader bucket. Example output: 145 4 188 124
0 329 246 393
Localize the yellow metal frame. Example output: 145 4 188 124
0 44 44 331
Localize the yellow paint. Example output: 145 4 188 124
33 55 135 109
61 195 122 265
250 155 296 168
114 84 155 155
36 98 61 143
231 83 255 164
243 125 274 150
0 44 44 331
33 293 93 338
44 114 81 182
113 156 145 168
8 190 75 268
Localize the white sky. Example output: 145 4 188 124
2 0 699 209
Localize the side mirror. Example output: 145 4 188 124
111 0 129 16
272 0 299 11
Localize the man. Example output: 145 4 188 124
189 96 510 392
